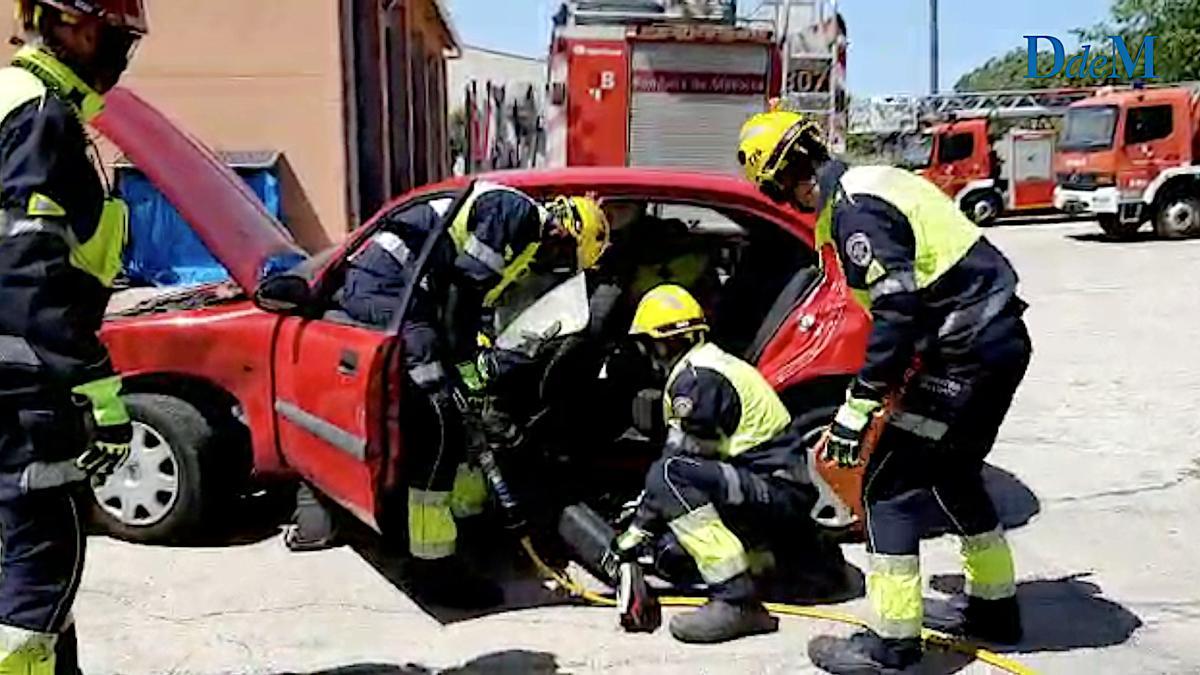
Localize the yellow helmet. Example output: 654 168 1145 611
548 195 611 270
629 285 709 339
737 111 829 199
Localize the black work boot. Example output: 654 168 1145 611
668 600 779 644
924 595 1023 645
410 556 504 610
283 484 339 552
808 631 922 674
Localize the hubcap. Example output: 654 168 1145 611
1166 202 1199 232
92 422 180 527
972 198 998 223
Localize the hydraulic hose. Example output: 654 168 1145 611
519 537 1037 675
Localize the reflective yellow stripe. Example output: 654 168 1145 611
72 375 129 427
868 553 923 639
0 625 56 675
26 193 65 217
12 47 105 122
408 488 457 560
667 503 749 584
483 241 540 308
449 463 487 519
664 343 792 458
68 198 129 288
449 182 543 308
962 528 1016 600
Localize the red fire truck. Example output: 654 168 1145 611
544 5 784 175
920 118 1057 226
1054 84 1200 239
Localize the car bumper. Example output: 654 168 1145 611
1054 186 1121 214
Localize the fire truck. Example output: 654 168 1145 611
544 1 809 175
854 89 1095 225
1054 84 1200 239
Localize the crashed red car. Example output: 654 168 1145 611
94 90 871 544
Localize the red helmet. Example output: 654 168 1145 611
16 0 148 35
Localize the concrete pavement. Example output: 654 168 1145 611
76 220 1200 674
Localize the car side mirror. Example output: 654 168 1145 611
254 273 315 316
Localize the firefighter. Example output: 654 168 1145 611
737 112 1031 672
0 0 147 671
312 189 608 608
610 285 844 644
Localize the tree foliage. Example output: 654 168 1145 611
953 0 1200 91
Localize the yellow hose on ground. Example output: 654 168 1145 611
520 537 1037 675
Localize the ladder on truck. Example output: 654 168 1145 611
851 88 1099 135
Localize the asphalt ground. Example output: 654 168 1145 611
76 218 1200 674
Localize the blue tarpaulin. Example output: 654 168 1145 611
119 155 283 287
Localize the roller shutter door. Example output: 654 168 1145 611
629 42 769 174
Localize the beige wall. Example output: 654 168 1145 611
121 0 346 250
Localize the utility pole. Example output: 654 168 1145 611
929 0 939 94
779 0 793 97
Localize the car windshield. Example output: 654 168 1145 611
1060 106 1118 151
900 134 934 170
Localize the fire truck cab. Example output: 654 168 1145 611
1054 86 1200 239
921 117 1056 226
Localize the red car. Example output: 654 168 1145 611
94 90 870 543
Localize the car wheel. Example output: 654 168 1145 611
961 191 1003 226
89 394 210 543
1154 194 1200 239
1098 214 1141 240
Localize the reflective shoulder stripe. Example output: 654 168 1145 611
408 361 446 387
0 335 41 367
463 233 507 275
0 67 46 125
869 270 917 302
372 231 412 267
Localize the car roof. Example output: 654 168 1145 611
395 167 816 246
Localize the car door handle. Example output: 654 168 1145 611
338 350 359 376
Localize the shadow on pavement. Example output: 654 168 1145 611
273 649 564 674
1067 231 1160 244
929 573 1143 654
984 464 1040 531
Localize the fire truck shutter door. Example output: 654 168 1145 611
629 42 768 174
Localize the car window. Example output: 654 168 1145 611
1125 105 1173 145
937 132 975 164
654 203 748 237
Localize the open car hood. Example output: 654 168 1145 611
93 87 305 292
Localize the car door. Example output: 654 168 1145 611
272 315 399 529
270 194 459 531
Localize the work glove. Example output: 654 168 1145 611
823 395 883 468
617 561 661 633
72 376 133 480
77 421 133 480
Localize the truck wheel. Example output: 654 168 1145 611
1098 215 1141 240
89 394 211 543
1154 195 1200 239
962 191 1003 226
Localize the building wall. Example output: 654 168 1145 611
448 46 546 109
120 0 346 250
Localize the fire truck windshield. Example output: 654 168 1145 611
1060 106 1118 151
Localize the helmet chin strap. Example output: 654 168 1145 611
12 45 105 122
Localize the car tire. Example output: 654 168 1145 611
1154 194 1200 239
961 191 1003 226
89 394 211 543
1098 214 1141 240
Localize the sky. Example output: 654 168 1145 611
444 0 1113 95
